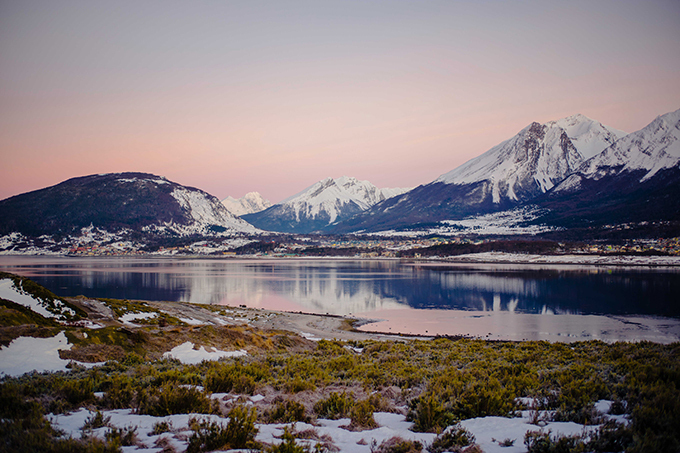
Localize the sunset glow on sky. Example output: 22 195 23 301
1 0 679 203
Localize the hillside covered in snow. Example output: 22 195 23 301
222 192 272 216
243 176 410 233
0 172 259 239
329 110 679 234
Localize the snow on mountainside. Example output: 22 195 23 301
552 114 626 159
436 114 626 202
222 192 272 216
576 108 680 183
327 114 632 234
280 176 409 219
242 176 410 233
0 172 259 237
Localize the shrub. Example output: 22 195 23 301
204 361 269 394
314 392 355 420
105 425 138 447
102 375 135 409
186 406 258 452
82 410 112 430
586 421 632 453
371 436 423 453
59 378 95 407
524 430 587 453
428 424 475 453
408 392 451 433
151 420 173 435
268 399 309 423
266 426 309 453
136 384 213 416
349 399 378 430
285 377 316 393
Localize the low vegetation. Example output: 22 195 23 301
1 277 678 452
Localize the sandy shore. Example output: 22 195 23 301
70 296 426 343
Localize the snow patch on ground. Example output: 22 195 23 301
48 406 618 453
0 278 75 319
162 342 247 364
0 332 103 376
120 312 157 324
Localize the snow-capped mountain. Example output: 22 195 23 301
0 172 259 237
554 108 680 192
436 114 626 202
222 192 272 216
242 176 410 233
329 114 627 233
539 109 680 226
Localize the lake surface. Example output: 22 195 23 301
2 256 679 343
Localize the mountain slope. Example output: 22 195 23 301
330 114 626 233
243 176 410 233
539 108 680 226
0 172 258 237
435 114 625 202
222 192 272 216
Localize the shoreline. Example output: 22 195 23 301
2 251 680 267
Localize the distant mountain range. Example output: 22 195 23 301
242 176 410 234
0 172 257 237
222 192 272 216
328 109 680 234
1 109 678 243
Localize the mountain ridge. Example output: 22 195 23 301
243 176 410 233
222 192 272 216
0 172 258 237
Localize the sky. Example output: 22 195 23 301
1 0 679 203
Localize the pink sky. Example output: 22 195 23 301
1 1 679 203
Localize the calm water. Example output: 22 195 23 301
2 256 679 342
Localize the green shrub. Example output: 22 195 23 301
136 384 213 416
266 426 309 453
204 361 269 394
59 378 95 407
586 421 632 453
82 410 112 430
186 406 258 452
314 392 355 420
150 420 173 435
371 436 423 453
105 426 138 447
101 375 135 409
285 377 316 393
408 392 451 433
268 399 309 423
524 430 587 453
349 398 378 430
428 424 475 453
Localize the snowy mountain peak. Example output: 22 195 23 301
435 114 626 203
550 114 627 160
577 108 680 182
222 192 272 216
242 176 411 233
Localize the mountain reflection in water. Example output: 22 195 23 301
2 256 680 342
1 257 678 319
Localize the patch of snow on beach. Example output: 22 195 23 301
0 332 102 376
163 342 247 364
0 278 75 319
120 311 157 324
